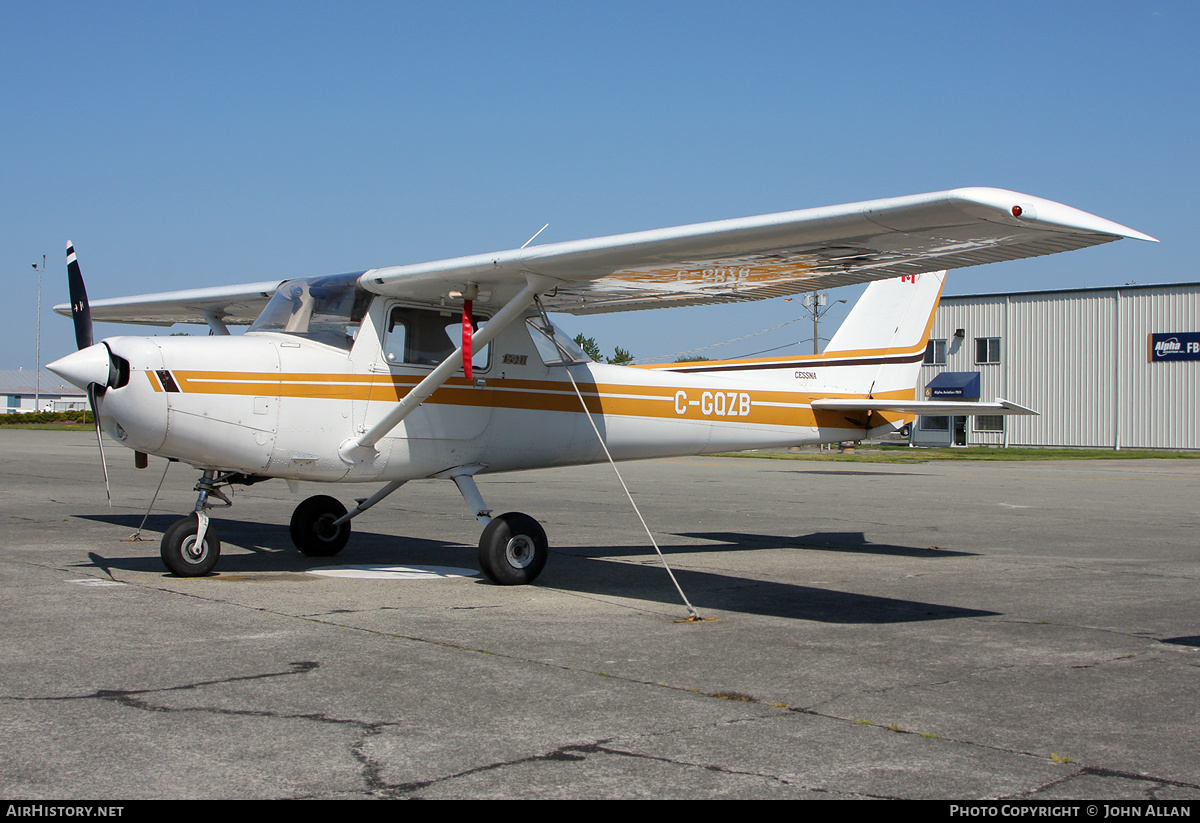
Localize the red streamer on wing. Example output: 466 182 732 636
462 299 473 382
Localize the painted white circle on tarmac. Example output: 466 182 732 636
306 564 478 580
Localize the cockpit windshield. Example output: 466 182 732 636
248 272 371 351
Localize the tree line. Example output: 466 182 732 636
571 334 710 364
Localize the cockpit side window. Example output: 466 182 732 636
248 272 370 351
526 317 591 366
384 306 490 370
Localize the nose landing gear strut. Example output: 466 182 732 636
159 470 235 577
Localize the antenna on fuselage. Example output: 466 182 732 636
520 224 549 249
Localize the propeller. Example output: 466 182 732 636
66 242 93 350
53 242 112 504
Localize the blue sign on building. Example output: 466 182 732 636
924 372 981 400
1149 333 1200 362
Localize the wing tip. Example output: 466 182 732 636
997 398 1040 416
947 187 1157 243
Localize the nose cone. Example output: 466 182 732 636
47 344 112 390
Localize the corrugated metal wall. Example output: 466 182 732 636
919 283 1199 449
1119 285 1200 449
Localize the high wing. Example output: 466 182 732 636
55 187 1153 325
362 187 1154 314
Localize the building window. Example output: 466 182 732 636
923 339 946 365
975 337 1001 364
920 416 949 431
975 415 1004 432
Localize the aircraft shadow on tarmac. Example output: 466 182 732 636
669 531 977 558
77 513 461 574
546 534 992 622
77 514 996 623
1161 636 1200 648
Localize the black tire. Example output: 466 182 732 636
478 512 548 585
160 514 220 577
290 495 351 556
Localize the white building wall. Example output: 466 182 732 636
1006 289 1119 448
2 395 86 413
918 282 1199 450
1118 285 1200 449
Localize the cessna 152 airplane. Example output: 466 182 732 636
47 187 1154 584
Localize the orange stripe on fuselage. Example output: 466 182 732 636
156 369 916 430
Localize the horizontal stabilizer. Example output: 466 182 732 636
811 398 1038 416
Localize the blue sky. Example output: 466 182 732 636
2 1 1193 368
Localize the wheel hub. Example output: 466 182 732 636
505 535 535 569
182 535 207 562
315 515 339 541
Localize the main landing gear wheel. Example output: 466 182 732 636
478 512 548 586
290 495 351 557
161 514 220 577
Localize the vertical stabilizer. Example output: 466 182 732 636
826 272 945 355
816 271 945 397
656 271 945 401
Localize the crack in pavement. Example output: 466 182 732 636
349 737 892 799
1006 765 1200 800
774 704 1200 796
2 660 322 704
2 659 414 798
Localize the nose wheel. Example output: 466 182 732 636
160 470 234 576
161 513 221 577
290 495 352 556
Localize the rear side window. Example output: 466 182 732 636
383 307 489 370
526 318 591 366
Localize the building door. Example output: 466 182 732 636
953 416 968 447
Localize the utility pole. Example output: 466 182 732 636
801 292 846 354
32 255 45 412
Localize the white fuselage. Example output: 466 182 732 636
91 296 905 483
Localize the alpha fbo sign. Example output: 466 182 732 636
1149 333 1200 362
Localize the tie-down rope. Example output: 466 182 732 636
534 299 705 621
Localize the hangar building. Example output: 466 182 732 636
1 370 88 413
912 281 1199 450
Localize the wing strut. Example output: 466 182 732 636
337 281 542 464
201 311 231 336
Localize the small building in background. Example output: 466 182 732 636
0 370 88 413
914 281 1200 450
